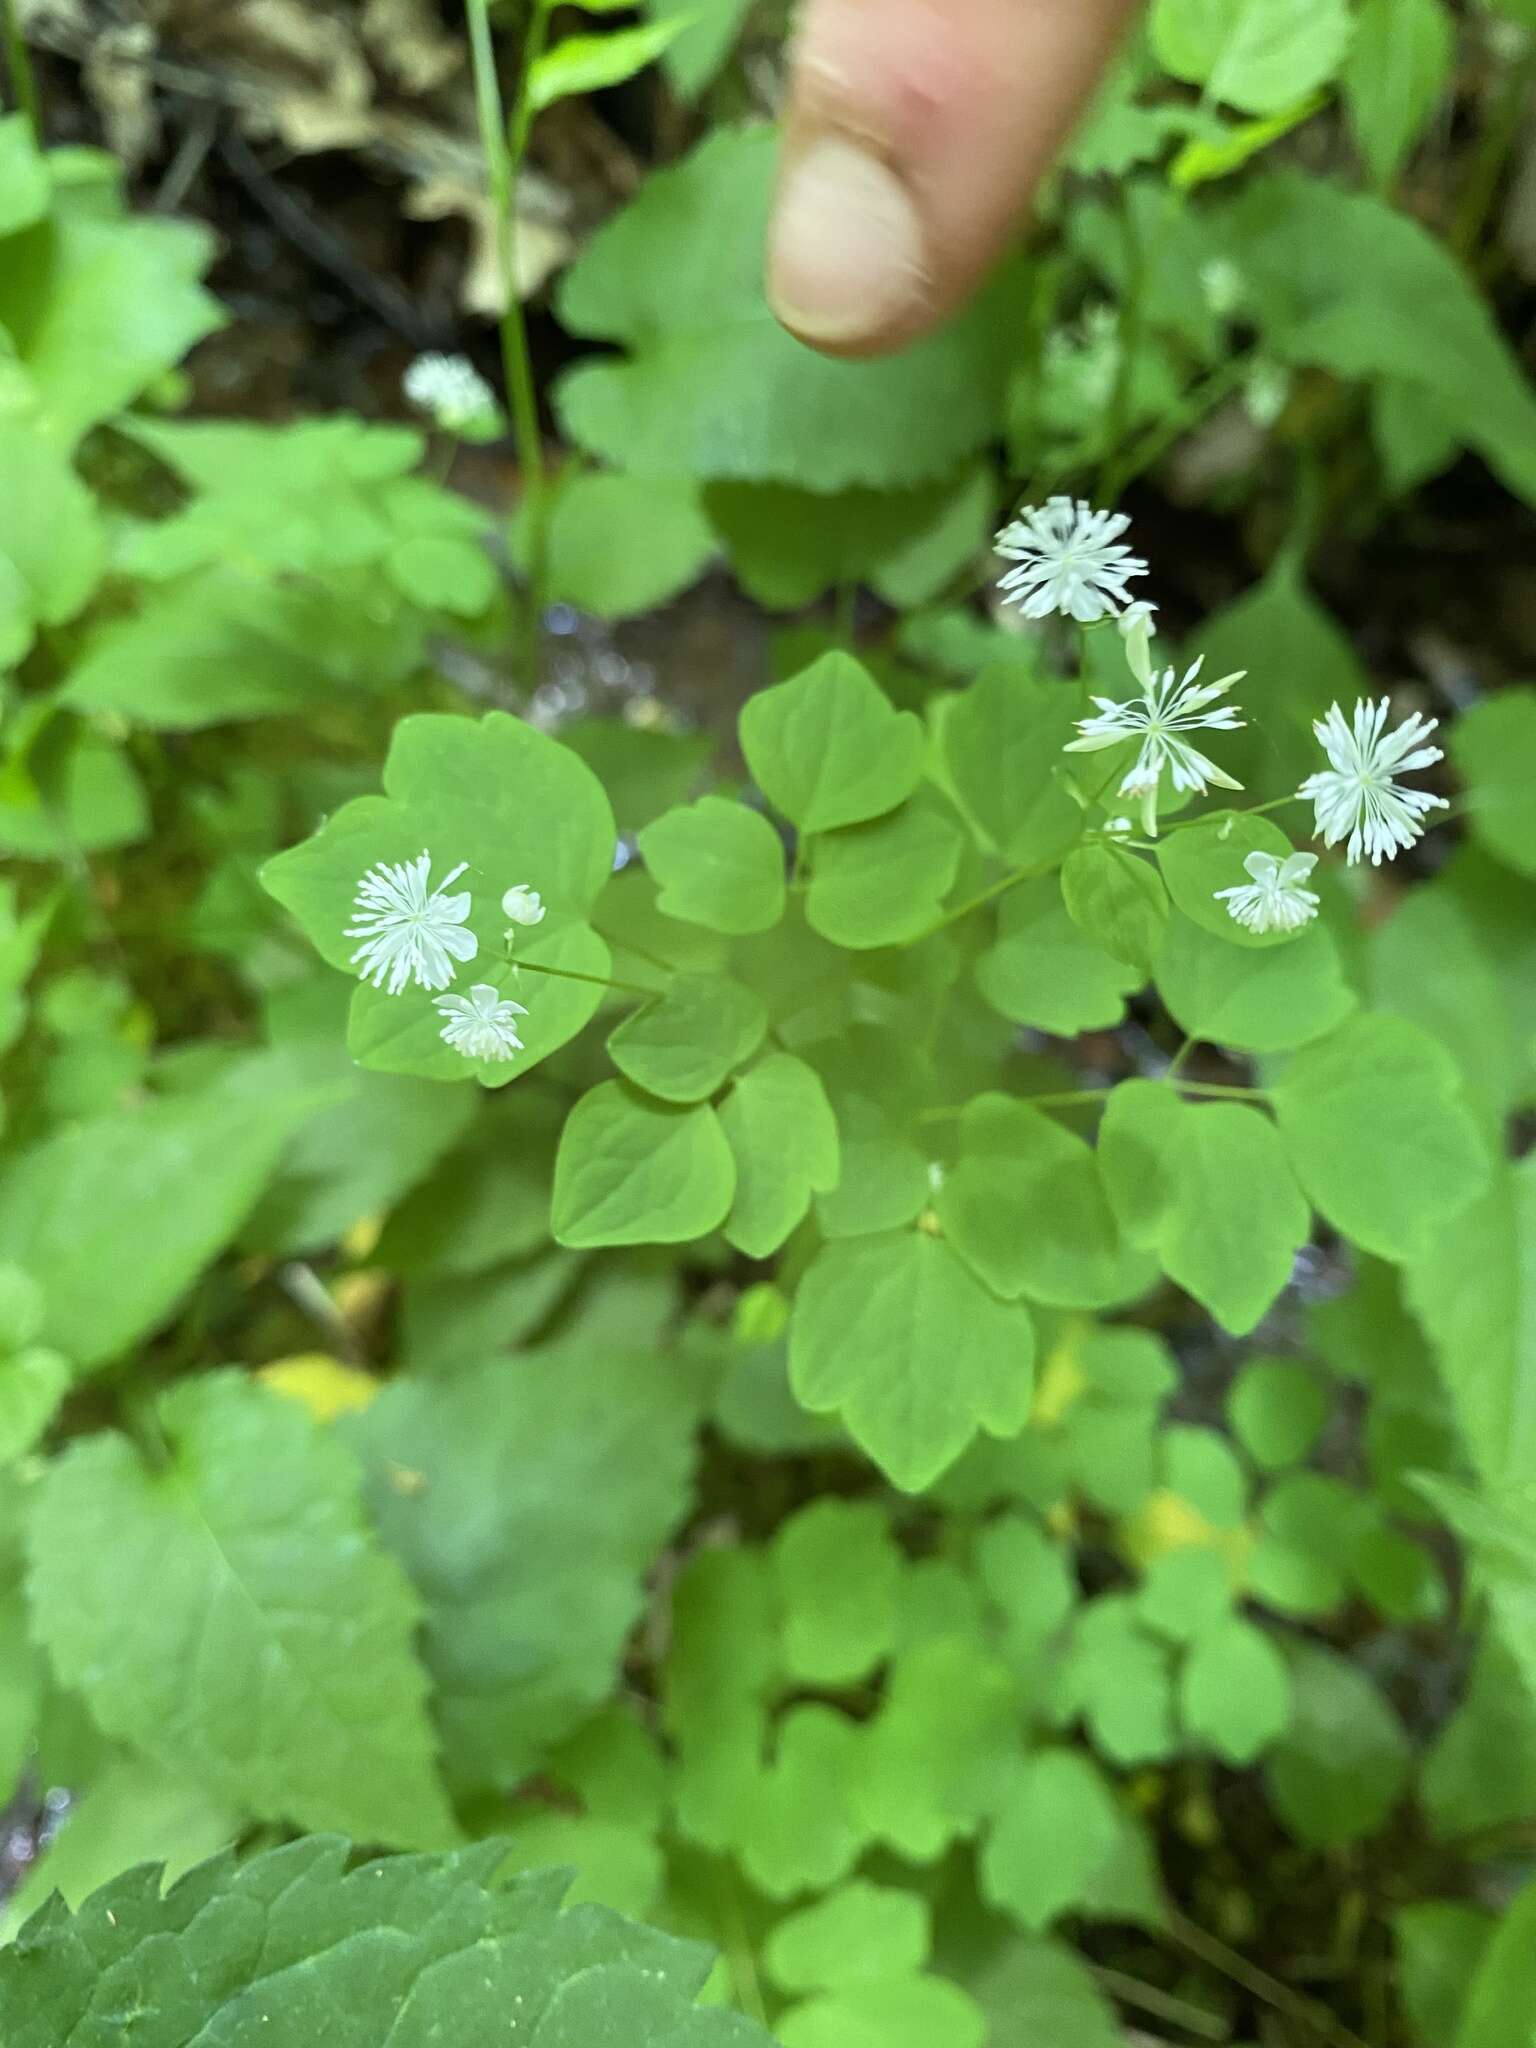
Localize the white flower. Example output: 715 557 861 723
1215 851 1321 935
346 851 478 995
1118 600 1159 686
403 352 498 434
501 884 547 927
435 982 529 1062
1065 656 1246 836
1297 698 1449 866
995 496 1148 624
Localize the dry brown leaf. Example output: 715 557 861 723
403 168 572 312
362 0 461 96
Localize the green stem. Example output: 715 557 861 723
465 0 551 678
1096 185 1145 505
1089 1963 1227 2043
1 0 38 140
918 1076 1267 1122
1166 1908 1377 2048
1165 1036 1198 1083
513 957 664 999
1100 352 1253 506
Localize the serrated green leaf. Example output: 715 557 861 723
638 795 787 935
977 878 1141 1036
1156 911 1356 1052
26 1372 456 1847
791 1232 1036 1492
1151 0 1354 115
1264 1641 1410 1848
740 653 925 836
936 1094 1154 1310
806 795 964 950
719 1052 840 1257
1099 1081 1310 1335
1274 1014 1490 1262
0 1833 764 2047
556 127 1026 491
349 1346 700 1792
1181 1617 1292 1764
0 422 103 663
608 973 767 1103
0 1078 312 1371
552 1080 736 1247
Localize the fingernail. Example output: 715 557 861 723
768 135 927 348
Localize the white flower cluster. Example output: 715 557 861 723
999 501 1452 935
403 352 499 436
346 852 546 1062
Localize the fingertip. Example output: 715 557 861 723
766 136 934 354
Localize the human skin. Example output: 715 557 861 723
767 0 1142 357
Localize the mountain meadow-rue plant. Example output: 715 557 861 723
2 0 1536 2044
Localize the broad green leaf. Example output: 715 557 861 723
1453 687 1536 881
851 1636 1019 1860
0 1346 68 1462
1397 1904 1496 2048
638 795 787 935
1407 1155 1536 1491
936 659 1083 866
1061 844 1168 978
1264 1641 1410 1848
1423 1641 1536 1841
1228 1358 1330 1470
1415 1478 1536 1728
806 795 964 949
969 1938 1124 2048
641 0 753 95
529 19 688 111
977 878 1141 1036
1369 885 1521 1120
538 470 714 619
262 712 617 1083
773 1499 901 1688
1135 1548 1233 1643
981 1750 1123 1933
552 1080 736 1247
1055 1597 1176 1766
719 1052 840 1257
0 1834 766 2047
0 422 103 663
0 115 48 238
1343 0 1455 190
1456 1879 1536 2048
740 653 925 835
1180 1617 1292 1764
0 1079 312 1370
936 1094 1154 1310
766 1882 930 1995
1156 912 1356 1052
0 198 220 449
814 1094 930 1240
1274 1015 1490 1262
1158 812 1311 949
62 569 424 730
556 127 1027 491
1223 174 1536 506
26 1372 455 1847
1151 0 1354 115
778 1976 987 2048
706 469 992 612
608 973 767 1103
0 1759 240 1943
1100 1081 1310 1335
737 1705 865 1899
790 1231 1037 1492
350 1346 701 1792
